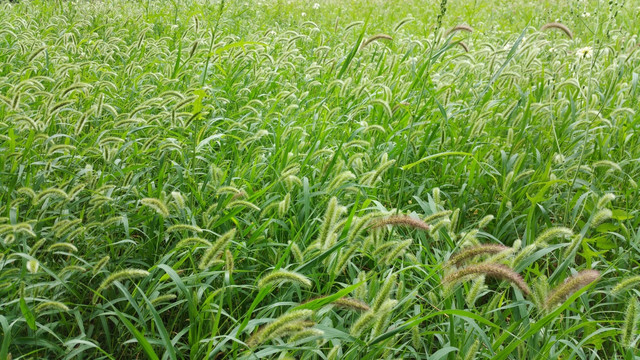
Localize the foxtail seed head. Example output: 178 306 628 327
35 301 70 313
140 198 170 217
382 239 412 265
534 227 573 246
93 269 150 303
27 259 39 274
372 299 398 337
151 294 177 305
596 193 616 209
318 197 343 249
198 229 236 270
612 276 640 295
372 273 397 311
350 310 377 337
423 210 452 224
327 345 341 360
246 310 313 347
465 275 486 308
360 34 393 49
346 212 385 243
225 250 234 273
93 256 110 274
171 191 186 209
355 271 368 300
176 237 211 248
288 328 323 343
463 339 481 360
443 263 531 296
477 215 494 228
166 224 203 234
540 22 573 39
591 209 613 228
457 41 469 52
411 325 422 350
333 297 371 312
290 242 304 263
446 24 474 36
448 244 510 267
257 269 312 288
621 297 638 348
532 275 550 311
545 270 600 310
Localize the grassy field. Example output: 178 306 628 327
1 0 640 358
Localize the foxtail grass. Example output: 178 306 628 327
361 34 393 49
246 310 314 347
545 270 600 310
540 22 573 39
457 41 469 52
372 273 397 311
423 210 452 224
443 263 531 296
93 269 150 303
198 228 236 270
140 198 170 217
446 24 474 36
612 276 640 295
35 301 70 313
257 269 312 288
534 227 573 245
333 297 371 312
448 244 510 267
621 297 638 349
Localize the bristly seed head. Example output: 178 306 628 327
370 215 430 232
448 244 510 267
443 263 531 296
246 309 314 347
445 24 474 36
257 269 312 289
360 34 393 49
545 270 600 310
540 22 573 39
332 297 371 312
621 297 638 349
534 227 574 246
612 275 640 295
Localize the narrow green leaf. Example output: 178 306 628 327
113 309 160 360
20 297 36 331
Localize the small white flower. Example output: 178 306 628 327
27 259 39 274
576 46 593 59
301 12 306 17
312 3 320 9
581 12 591 18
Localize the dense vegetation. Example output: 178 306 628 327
1 0 639 358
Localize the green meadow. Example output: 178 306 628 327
1 0 639 358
